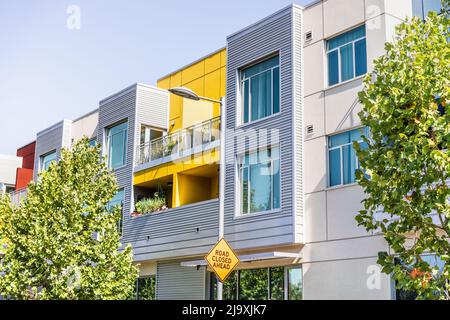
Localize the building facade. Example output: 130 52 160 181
9 0 444 300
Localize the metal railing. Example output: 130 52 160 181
9 188 28 207
136 116 220 165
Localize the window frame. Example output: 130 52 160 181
40 150 57 172
236 145 281 217
238 55 281 126
106 120 128 170
326 25 367 87
327 127 367 188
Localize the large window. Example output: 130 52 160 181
134 276 156 300
40 150 57 171
211 266 302 300
412 0 443 19
107 188 124 234
240 55 280 124
107 121 128 169
395 254 445 300
328 127 369 187
238 146 280 215
327 25 367 86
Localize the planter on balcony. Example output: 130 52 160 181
133 193 168 217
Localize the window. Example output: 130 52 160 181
328 127 369 187
134 276 156 300
413 0 443 19
89 138 97 147
211 266 302 300
395 254 445 300
107 121 128 169
238 146 280 214
240 55 280 124
107 188 124 234
287 267 303 300
40 150 57 171
327 25 367 86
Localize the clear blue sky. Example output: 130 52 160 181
0 0 314 155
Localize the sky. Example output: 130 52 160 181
0 0 314 155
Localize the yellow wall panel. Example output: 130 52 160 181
204 69 221 101
220 66 227 98
158 77 170 90
170 72 182 87
205 52 221 74
184 77 205 96
220 49 227 67
181 61 205 84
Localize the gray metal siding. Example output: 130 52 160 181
224 5 303 250
98 86 137 235
33 121 68 181
126 199 219 262
156 260 206 300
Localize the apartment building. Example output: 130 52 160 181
10 0 443 300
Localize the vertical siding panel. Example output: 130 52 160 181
156 260 206 300
224 6 304 249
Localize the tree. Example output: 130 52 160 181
0 138 138 300
355 1 450 299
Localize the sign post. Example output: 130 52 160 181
205 238 240 284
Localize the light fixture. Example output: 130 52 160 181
168 87 200 101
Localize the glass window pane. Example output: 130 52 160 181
340 43 354 82
272 67 280 114
412 0 424 18
327 25 366 50
241 167 249 214
329 131 350 148
272 159 280 209
41 151 57 171
108 122 127 169
243 80 250 123
242 56 279 79
342 144 357 185
288 268 303 300
250 163 271 213
423 0 442 16
136 276 156 300
329 148 342 187
223 272 238 300
355 39 367 77
251 70 272 122
239 269 268 300
328 50 339 86
269 267 284 300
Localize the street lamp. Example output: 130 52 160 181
168 86 226 300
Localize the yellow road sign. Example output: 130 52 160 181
205 238 240 283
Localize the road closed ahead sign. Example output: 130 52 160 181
205 238 240 283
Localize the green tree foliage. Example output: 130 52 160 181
355 2 450 299
0 138 138 299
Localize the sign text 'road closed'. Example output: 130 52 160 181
205 238 240 282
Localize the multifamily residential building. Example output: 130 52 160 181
7 0 444 300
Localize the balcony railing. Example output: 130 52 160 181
9 188 27 207
136 116 220 166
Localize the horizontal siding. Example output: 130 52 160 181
125 200 219 261
224 6 301 250
33 121 68 181
98 86 137 237
156 260 206 300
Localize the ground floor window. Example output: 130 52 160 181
211 266 302 300
134 275 156 300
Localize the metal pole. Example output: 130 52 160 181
217 96 226 301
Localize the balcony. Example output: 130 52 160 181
135 116 220 171
9 188 27 207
